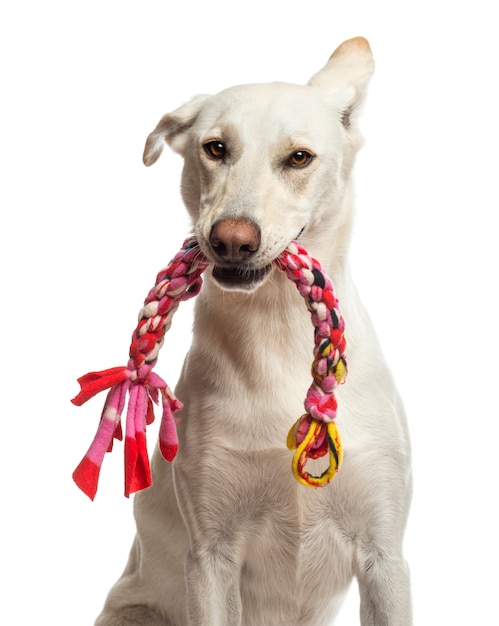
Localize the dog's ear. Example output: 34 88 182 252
308 37 374 128
143 94 210 166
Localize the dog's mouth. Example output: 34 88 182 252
207 226 306 291
212 263 273 290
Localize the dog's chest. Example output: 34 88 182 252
235 479 351 625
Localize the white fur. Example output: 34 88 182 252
95 37 412 625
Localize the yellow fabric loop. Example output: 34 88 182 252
287 418 343 488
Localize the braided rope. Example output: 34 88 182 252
276 242 347 487
72 238 347 499
71 238 208 499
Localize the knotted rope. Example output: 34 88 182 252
277 242 347 487
72 238 347 499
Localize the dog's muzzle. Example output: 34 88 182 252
208 218 272 290
207 218 307 290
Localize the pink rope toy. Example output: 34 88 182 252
72 238 347 499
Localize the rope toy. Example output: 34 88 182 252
72 238 347 499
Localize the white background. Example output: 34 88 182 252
2 1 498 624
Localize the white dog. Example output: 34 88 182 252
95 37 412 625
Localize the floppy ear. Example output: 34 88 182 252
143 94 211 166
308 37 374 128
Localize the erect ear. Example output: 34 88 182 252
143 94 211 166
308 37 374 128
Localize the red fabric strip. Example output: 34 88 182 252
71 367 129 406
72 457 101 501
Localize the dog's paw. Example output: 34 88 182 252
95 605 168 626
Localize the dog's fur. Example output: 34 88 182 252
95 37 412 625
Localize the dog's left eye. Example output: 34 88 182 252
288 150 314 168
203 141 226 160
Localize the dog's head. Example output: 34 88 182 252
143 37 374 292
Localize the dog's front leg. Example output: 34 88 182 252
184 542 242 626
174 461 244 626
356 551 412 625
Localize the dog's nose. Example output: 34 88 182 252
209 219 261 262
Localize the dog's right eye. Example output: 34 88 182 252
203 141 226 160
